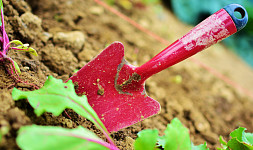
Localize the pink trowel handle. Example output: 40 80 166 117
135 4 248 82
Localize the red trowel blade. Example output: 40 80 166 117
68 42 161 132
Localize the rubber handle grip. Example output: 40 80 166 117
224 4 248 31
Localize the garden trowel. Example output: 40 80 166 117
68 4 248 132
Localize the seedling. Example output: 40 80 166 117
135 118 209 150
17 125 114 150
0 0 38 89
12 77 253 149
13 76 118 150
12 77 208 150
218 127 253 150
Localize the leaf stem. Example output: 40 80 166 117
1 7 9 54
0 51 4 58
10 47 28 51
3 41 14 52
68 133 119 150
70 99 116 147
41 131 119 150
5 57 39 89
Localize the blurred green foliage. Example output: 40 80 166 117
105 0 159 10
141 0 159 5
106 0 159 5
171 0 253 67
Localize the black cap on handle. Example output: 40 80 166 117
224 4 248 31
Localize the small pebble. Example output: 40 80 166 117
89 6 104 15
53 31 85 53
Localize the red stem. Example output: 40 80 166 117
10 47 28 51
74 135 119 150
48 132 119 150
1 7 9 54
69 99 116 147
0 51 4 57
6 57 39 89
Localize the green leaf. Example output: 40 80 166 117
9 40 23 46
216 148 226 150
17 125 110 150
74 69 79 73
230 127 248 142
227 127 253 150
14 45 38 56
134 129 159 150
219 136 228 150
163 118 191 150
219 136 227 146
191 142 209 150
246 133 253 145
157 136 166 148
27 47 38 56
12 76 108 134
12 60 21 74
0 132 2 142
227 138 253 150
0 0 2 9
9 40 38 56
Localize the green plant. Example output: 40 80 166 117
105 0 160 10
17 125 112 150
12 76 206 150
135 118 209 150
0 0 38 88
218 127 253 150
13 76 118 150
12 76 253 150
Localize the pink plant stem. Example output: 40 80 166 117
84 138 118 150
1 7 5 51
6 83 16 89
86 111 115 146
82 106 114 145
11 47 28 51
84 139 119 150
0 51 7 58
1 7 9 54
64 110 72 119
53 132 119 150
0 51 3 58
4 42 13 51
70 99 116 147
6 57 39 89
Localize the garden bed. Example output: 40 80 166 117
0 0 253 149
